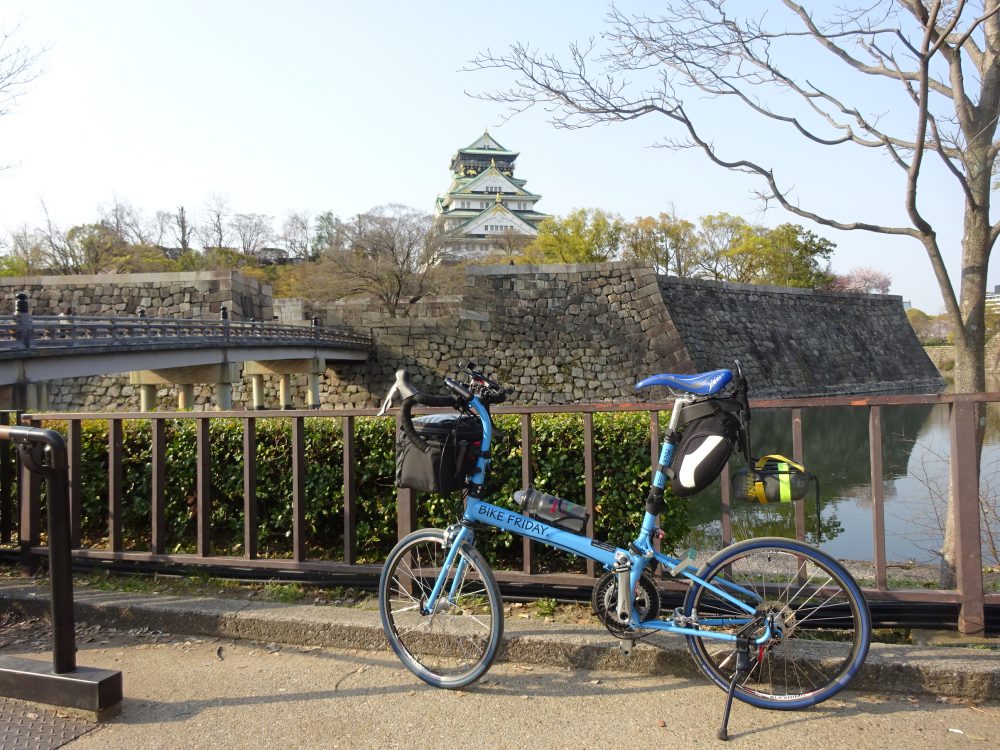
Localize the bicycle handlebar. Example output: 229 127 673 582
399 391 459 454
379 365 512 453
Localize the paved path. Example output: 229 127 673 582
5 634 997 750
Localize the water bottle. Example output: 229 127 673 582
513 487 588 534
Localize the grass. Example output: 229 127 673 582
0 562 371 607
534 597 558 618
1 562 991 648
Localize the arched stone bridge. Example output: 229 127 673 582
0 313 374 410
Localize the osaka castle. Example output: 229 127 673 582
436 131 548 258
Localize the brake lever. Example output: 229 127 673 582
376 384 399 417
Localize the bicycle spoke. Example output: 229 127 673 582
380 531 504 688
684 540 869 708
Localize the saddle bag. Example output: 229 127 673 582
395 414 482 494
669 402 740 498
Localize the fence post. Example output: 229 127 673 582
18 417 41 575
521 414 535 574
583 412 596 578
950 398 985 635
342 416 356 565
791 408 806 541
396 412 416 542
0 412 12 543
0 424 123 712
291 416 305 562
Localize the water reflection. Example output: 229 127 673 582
681 395 998 565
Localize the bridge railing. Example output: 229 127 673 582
0 315 373 352
6 392 994 633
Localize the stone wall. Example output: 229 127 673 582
923 345 956 374
0 271 276 412
658 277 943 397
0 271 273 321
6 264 943 412
317 263 691 408
314 262 940 408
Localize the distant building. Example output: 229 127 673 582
987 284 1000 312
435 131 549 259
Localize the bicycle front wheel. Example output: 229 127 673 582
683 537 870 710
379 528 504 689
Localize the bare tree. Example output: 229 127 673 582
471 1 999 392
34 201 129 274
100 195 161 246
470 1 1000 587
166 206 197 254
34 201 74 273
279 210 313 260
0 23 44 121
230 212 274 257
6 223 44 274
325 204 450 315
198 194 232 250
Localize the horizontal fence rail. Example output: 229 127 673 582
0 314 374 355
6 391 995 633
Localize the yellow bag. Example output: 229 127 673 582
732 455 816 504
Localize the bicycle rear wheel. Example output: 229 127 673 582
379 528 504 689
683 537 870 710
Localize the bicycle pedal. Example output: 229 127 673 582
618 638 636 656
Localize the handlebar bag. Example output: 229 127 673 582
396 414 483 494
669 406 740 498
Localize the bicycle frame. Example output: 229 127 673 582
422 394 774 648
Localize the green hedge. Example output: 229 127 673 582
67 412 687 571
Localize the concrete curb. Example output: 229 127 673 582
2 583 998 701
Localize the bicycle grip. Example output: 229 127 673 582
399 392 456 454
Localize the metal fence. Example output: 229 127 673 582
6 392 995 634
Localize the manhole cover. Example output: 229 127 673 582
0 697 95 750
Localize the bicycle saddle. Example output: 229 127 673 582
636 369 733 396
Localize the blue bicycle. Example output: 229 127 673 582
376 362 870 739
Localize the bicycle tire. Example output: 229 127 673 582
682 537 870 710
379 528 504 689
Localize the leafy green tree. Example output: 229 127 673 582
312 211 346 255
2 224 45 275
693 213 761 282
522 208 625 263
622 211 698 276
908 307 952 345
758 224 835 289
51 223 131 274
691 216 834 288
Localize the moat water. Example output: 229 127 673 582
684 383 1000 566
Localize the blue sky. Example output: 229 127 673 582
0 0 990 312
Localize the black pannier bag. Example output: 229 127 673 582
669 402 741 498
395 414 482 494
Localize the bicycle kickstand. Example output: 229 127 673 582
717 637 751 742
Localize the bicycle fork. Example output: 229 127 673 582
422 524 472 615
